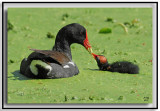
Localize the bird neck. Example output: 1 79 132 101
52 37 72 60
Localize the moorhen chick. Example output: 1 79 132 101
20 23 93 79
92 53 139 74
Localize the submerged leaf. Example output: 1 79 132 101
105 18 113 22
118 96 123 100
99 27 112 34
105 17 117 23
47 32 55 38
62 13 69 21
7 20 14 31
9 59 15 63
71 96 78 100
124 22 131 26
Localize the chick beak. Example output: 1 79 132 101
91 53 98 60
83 30 93 54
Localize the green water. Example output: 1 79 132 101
7 8 152 103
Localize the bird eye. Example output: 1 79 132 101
80 30 85 35
80 31 83 35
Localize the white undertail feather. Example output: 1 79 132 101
63 61 75 68
30 60 52 76
63 65 70 68
68 61 75 66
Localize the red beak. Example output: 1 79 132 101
83 31 92 53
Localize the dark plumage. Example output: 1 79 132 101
29 49 70 65
20 23 92 79
92 54 139 74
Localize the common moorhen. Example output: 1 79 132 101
20 23 93 79
92 53 139 74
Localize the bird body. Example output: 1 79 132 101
92 53 139 74
20 23 92 79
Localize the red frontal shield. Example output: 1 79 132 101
83 31 92 53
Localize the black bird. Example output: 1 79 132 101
92 53 139 74
20 23 93 79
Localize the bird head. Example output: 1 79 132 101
91 53 110 70
55 23 93 54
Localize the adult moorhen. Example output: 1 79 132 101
20 23 93 79
92 53 139 74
